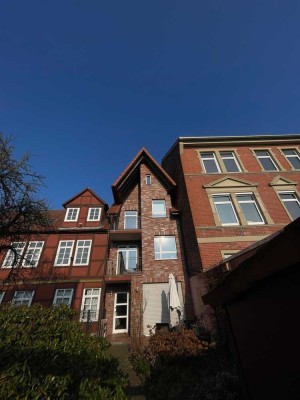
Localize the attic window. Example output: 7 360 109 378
145 175 151 185
65 208 79 222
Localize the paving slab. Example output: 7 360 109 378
108 343 146 400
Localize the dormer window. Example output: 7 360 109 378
87 207 101 221
65 208 79 222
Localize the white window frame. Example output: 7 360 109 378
282 149 300 170
80 288 101 322
236 193 265 225
152 200 167 218
2 242 26 268
12 291 34 306
22 241 44 268
53 289 74 306
254 150 279 171
0 292 5 303
212 194 239 226
220 151 242 172
145 175 152 185
278 191 300 220
64 208 80 222
124 211 138 229
87 207 101 221
54 240 75 266
200 152 221 173
73 240 92 266
154 236 177 260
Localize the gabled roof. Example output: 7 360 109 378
62 188 108 208
112 148 176 203
269 176 297 186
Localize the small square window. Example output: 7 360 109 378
255 150 278 171
282 149 300 170
220 151 242 172
152 200 166 218
65 208 80 222
154 236 177 260
200 152 221 173
12 291 34 306
145 175 151 185
87 208 101 221
2 242 26 268
53 289 74 306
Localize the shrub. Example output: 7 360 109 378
0 304 128 399
129 326 240 400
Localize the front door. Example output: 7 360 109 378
113 292 129 333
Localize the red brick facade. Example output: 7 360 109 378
162 135 300 323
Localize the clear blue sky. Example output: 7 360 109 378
1 1 300 208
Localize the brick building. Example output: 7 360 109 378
162 135 300 322
0 150 193 341
104 148 193 342
0 188 109 334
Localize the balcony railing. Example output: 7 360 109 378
106 257 142 275
110 216 141 231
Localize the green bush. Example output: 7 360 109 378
0 304 128 399
129 326 240 400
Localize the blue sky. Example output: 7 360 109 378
1 0 300 208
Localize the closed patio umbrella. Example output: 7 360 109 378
168 273 182 328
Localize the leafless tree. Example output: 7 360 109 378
0 133 51 285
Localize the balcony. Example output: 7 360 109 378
109 215 142 241
106 257 142 278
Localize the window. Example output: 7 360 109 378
73 240 92 265
212 195 239 226
282 149 300 170
220 151 241 172
87 207 101 221
254 150 278 171
54 241 74 266
12 291 34 306
64 208 79 222
200 152 221 173
145 175 151 185
279 192 300 220
118 246 138 272
124 211 138 229
152 200 166 218
154 236 177 260
53 289 74 306
2 242 26 268
236 194 264 225
80 288 101 321
212 193 265 226
22 241 44 267
0 292 5 303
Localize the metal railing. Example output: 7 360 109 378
106 257 142 275
110 216 141 230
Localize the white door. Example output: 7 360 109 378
113 292 129 333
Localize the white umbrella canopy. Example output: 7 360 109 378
168 273 182 328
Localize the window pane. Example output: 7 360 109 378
260 158 278 171
152 200 166 217
117 293 127 303
285 201 300 220
239 202 263 223
213 195 238 225
201 152 220 173
124 211 137 229
154 237 177 260
220 151 241 172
